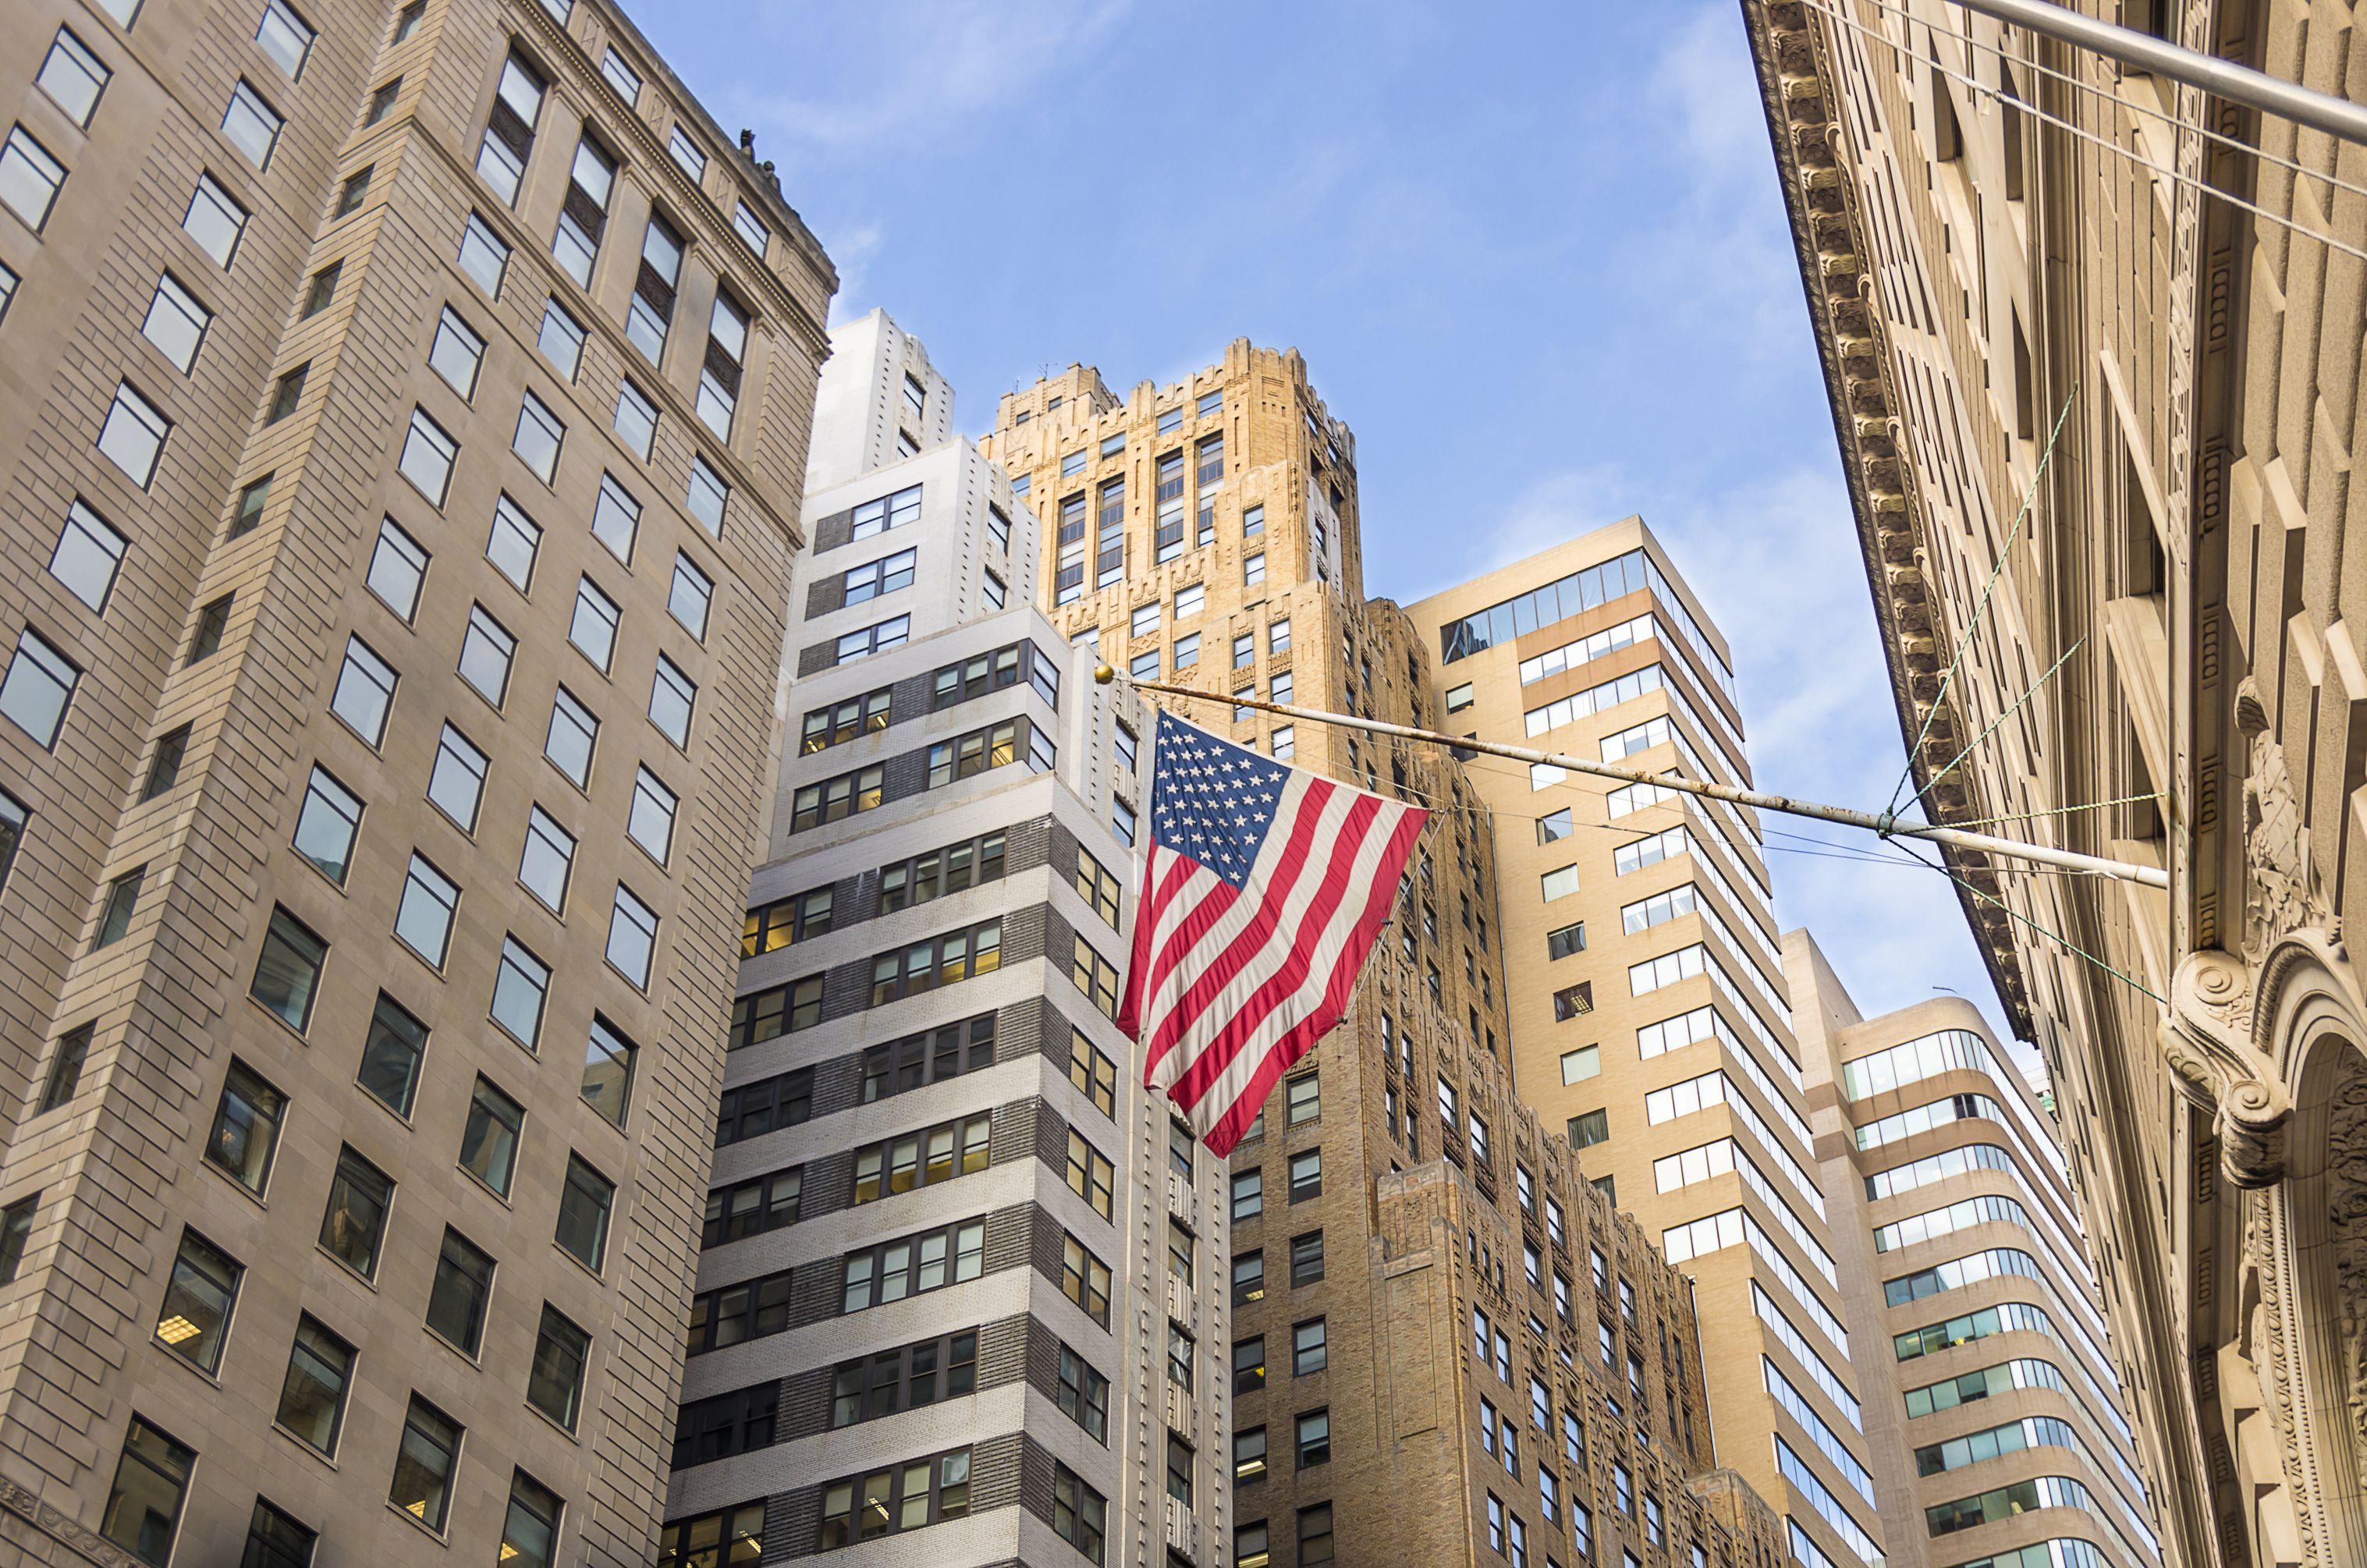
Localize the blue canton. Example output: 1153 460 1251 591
1148 711 1293 890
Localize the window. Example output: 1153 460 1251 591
1233 1334 1267 1394
698 291 749 438
186 593 232 663
1234 1250 1265 1304
1235 1172 1267 1223
544 686 598 786
0 127 66 232
38 1024 90 1112
1541 865 1579 901
298 261 342 321
1116 722 1139 770
648 654 690 748
37 30 110 126
248 906 325 1034
289 765 362 885
502 1473 563 1568
141 274 209 373
537 296 586 380
393 852 459 967
274 1316 352 1455
569 577 619 670
1130 649 1159 680
1287 1073 1321 1125
835 613 908 666
1059 1231 1111 1325
367 77 401 125
1290 1229 1325 1286
1131 601 1160 639
357 992 426 1117
243 1502 314 1568
552 136 615 285
614 378 658 459
1560 1045 1601 1085
428 307 484 398
1298 1503 1335 1566
458 211 509 296
1270 669 1294 705
425 1227 493 1354
843 1219 987 1312
850 1111 988 1202
1245 550 1266 584
101 1417 193 1565
1272 723 1295 758
1241 502 1265 537
526 1305 588 1429
797 685 891 754
426 724 488 830
399 406 457 503
659 1504 768 1565
332 164 372 218
668 126 707 181
256 0 314 77
672 1383 776 1467
87 864 141 950
577 1013 637 1126
608 884 658 987
184 173 248 266
389 1396 460 1532
229 474 276 541
516 805 574 911
206 1058 284 1194
222 80 283 167
1289 1148 1322 1202
843 547 917 605
1070 1030 1118 1117
733 200 768 254
555 1154 613 1271
729 974 822 1048
1050 1463 1105 1563
684 1271 791 1355
1569 1109 1609 1149
317 1145 392 1279
850 481 922 541
98 381 170 487
1059 1345 1113 1441
1073 934 1120 1016
663 557 715 645
1293 1316 1327 1375
366 516 428 619
1113 797 1137 846
1176 632 1201 668
459 1077 523 1195
600 45 641 99
154 1229 238 1371
513 390 565 482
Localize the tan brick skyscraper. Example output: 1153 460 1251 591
982 347 1787 1568
0 0 831 1563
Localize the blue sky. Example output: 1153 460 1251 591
637 0 2019 1045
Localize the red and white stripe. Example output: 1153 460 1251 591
1118 770 1426 1155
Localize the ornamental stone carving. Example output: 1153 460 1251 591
2237 676 2325 964
2327 1052 2367 1496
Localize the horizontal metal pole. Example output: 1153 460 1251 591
1101 669 2170 889
1954 0 2367 148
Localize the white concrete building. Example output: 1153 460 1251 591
658 311 1230 1567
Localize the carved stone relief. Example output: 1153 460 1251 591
2326 1050 2367 1501
2236 677 2323 965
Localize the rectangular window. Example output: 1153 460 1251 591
154 1229 239 1372
458 211 510 296
291 765 362 885
428 307 484 398
207 1058 285 1193
537 297 586 380
141 274 210 373
513 390 565 482
607 883 658 986
600 46 640 100
389 1396 460 1532
545 686 598 785
502 1473 562 1568
668 126 707 181
0 126 66 232
1293 1317 1327 1375
275 1315 353 1455
669 553 713 640
556 1154 612 1271
37 30 110 126
184 173 247 267
358 993 426 1117
526 1305 588 1429
516 805 575 911
614 378 658 459
97 381 170 488
255 1 314 78
569 577 619 670
687 452 730 535
459 603 516 705
366 516 428 619
552 136 615 284
1289 1148 1322 1201
484 491 542 591
101 1417 193 1563
733 200 768 254
424 722 488 832
458 1077 522 1195
399 406 457 503
394 853 459 967
333 165 371 217
222 80 283 168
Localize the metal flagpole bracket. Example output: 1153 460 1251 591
1095 665 2170 890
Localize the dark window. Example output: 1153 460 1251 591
830 1330 979 1429
0 1197 31 1286
1068 1027 1118 1118
458 1077 523 1195
318 1147 392 1277
388 1396 460 1533
1299 1502 1336 1565
655 1504 765 1568
358 992 427 1116
501 1472 562 1568
1569 1109 1609 1149
527 1305 589 1430
1059 1231 1110 1325
685 1268 791 1356
787 763 883 832
101 1417 193 1566
141 725 190 800
1296 1407 1331 1466
716 1067 813 1146
206 1059 284 1193
424 1227 494 1355
798 686 890 753
249 906 326 1032
1290 1229 1325 1286
273 1315 353 1455
672 1382 777 1468
1233 1336 1265 1394
153 1227 237 1371
1289 1148 1322 1202
241 1500 315 1568
1056 1340 1109 1441
729 975 822 1048
868 918 1002 1005
37 1023 90 1112
555 1154 613 1272
1050 1462 1105 1563
701 1165 800 1247
741 885 833 956
844 1219 987 1312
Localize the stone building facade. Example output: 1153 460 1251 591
1404 530 1885 1568
1740 0 2367 1563
0 0 832 1562
982 350 1789 1568
671 310 1233 1567
1788 931 2156 1568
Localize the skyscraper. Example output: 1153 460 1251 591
672 309 1231 1567
1737 1 2367 1561
1787 931 2156 1568
983 348 1790 1568
0 0 833 1561
1406 527 1883 1568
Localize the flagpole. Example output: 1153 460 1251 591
1095 667 2170 891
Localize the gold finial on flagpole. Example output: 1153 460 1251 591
1094 664 1115 684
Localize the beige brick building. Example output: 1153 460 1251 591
1740 0 2367 1562
0 0 831 1562
1404 530 1884 1568
1788 931 2155 1568
981 349 1789 1568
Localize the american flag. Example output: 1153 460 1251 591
1117 711 1428 1155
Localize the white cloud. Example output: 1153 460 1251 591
824 222 886 326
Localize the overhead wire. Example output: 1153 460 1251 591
1906 634 2083 808
1799 0 2367 266
1846 0 2367 211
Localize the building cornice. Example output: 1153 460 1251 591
1737 0 2034 1037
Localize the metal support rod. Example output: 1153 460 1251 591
1098 668 2172 889
1953 0 2367 149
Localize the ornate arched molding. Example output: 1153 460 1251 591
2164 930 2360 1190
